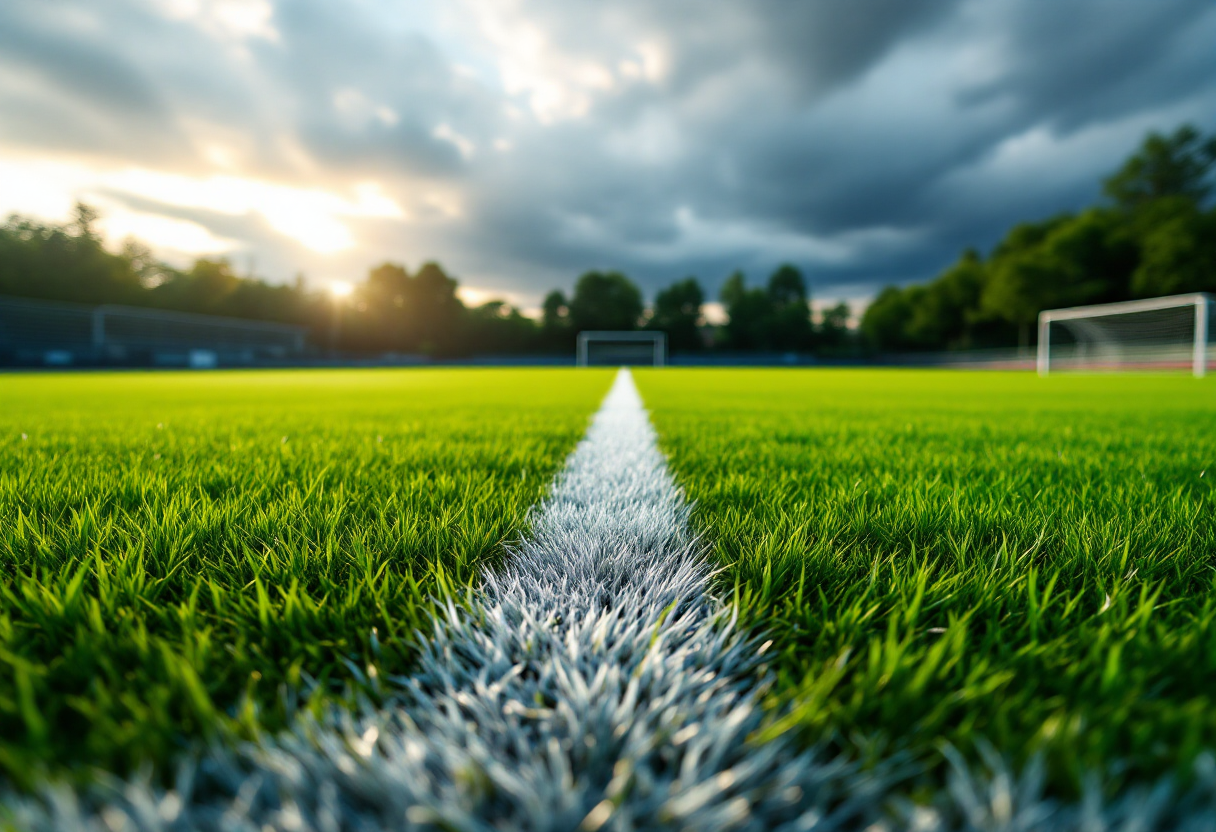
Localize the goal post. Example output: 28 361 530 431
1037 293 1212 377
576 331 667 367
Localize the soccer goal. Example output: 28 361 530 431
1037 293 1212 377
576 331 667 367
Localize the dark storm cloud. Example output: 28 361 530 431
660 0 964 98
253 1 500 178
1 0 1214 302
453 0 1216 300
0 0 489 178
959 0 1216 126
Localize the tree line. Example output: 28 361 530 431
861 124 1216 352
539 269 852 354
4 124 1208 357
0 206 854 356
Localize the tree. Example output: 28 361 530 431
540 290 572 351
900 249 987 349
67 202 102 241
0 205 552 358
861 259 994 353
157 258 241 314
120 239 169 289
568 271 643 332
766 264 812 350
860 286 914 351
720 266 812 351
647 277 704 351
860 124 1216 354
0 208 143 305
907 258 966 347
461 301 540 354
366 262 412 304
817 301 852 350
1130 197 1216 296
978 211 1128 347
719 271 774 350
768 264 807 306
1104 124 1216 211
359 262 413 352
1102 125 1216 299
352 260 463 354
542 290 570 331
357 261 464 355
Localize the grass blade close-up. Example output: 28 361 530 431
0 368 614 785
634 368 1216 796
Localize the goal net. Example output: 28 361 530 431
576 331 667 367
1037 293 1211 377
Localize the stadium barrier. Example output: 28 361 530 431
0 295 308 367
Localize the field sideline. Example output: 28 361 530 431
3 366 1215 820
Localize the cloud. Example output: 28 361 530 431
102 169 404 253
1 0 1215 304
98 209 239 257
150 0 280 42
443 0 1216 299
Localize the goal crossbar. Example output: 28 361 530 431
576 331 667 367
1037 293 1212 377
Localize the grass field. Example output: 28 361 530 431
0 368 613 785
635 369 1216 795
6 366 1215 806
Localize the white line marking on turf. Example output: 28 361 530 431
13 368 1216 831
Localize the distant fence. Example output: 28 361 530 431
664 348 1035 369
878 347 1035 370
0 295 307 367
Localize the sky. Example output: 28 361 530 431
2 0 1215 313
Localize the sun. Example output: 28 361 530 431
329 280 354 298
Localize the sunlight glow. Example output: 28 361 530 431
457 285 528 308
329 280 354 298
99 210 237 256
151 0 280 42
0 153 413 271
107 170 405 254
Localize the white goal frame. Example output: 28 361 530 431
576 331 667 367
1037 293 1212 377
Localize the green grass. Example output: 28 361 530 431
0 368 612 786
634 368 1216 794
